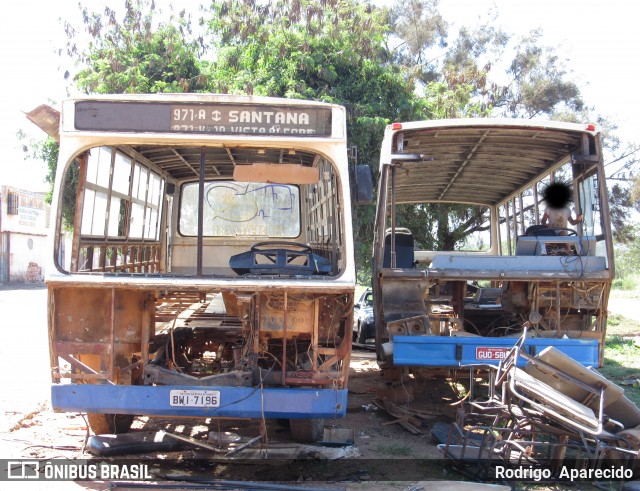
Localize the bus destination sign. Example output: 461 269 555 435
75 101 332 136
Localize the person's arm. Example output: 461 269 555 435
568 212 583 225
541 210 549 226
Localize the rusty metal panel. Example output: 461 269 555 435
259 294 315 337
113 289 147 344
53 287 112 342
52 287 147 346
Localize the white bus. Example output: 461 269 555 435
44 94 368 442
372 119 614 370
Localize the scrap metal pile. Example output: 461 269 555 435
438 331 640 480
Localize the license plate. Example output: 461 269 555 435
475 347 509 361
169 390 220 407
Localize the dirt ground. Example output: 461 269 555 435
2 347 633 491
1 345 480 490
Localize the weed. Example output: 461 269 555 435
601 335 640 405
605 313 640 337
376 442 413 456
612 276 638 290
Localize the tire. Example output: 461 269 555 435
289 418 324 443
357 322 367 344
87 413 135 435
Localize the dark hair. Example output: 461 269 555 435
542 182 572 209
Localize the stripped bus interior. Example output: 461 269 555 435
373 121 613 369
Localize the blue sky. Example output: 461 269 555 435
1 0 637 191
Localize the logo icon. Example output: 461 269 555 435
7 461 40 479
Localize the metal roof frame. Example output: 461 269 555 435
385 119 598 207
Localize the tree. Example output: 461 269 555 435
387 0 448 85
590 116 640 243
205 0 425 149
70 1 208 94
389 4 584 119
496 31 584 118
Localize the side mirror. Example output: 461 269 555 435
349 164 374 205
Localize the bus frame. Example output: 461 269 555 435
44 93 365 442
372 119 614 372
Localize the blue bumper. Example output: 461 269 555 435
392 335 599 368
52 384 347 419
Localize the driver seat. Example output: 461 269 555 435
383 228 415 268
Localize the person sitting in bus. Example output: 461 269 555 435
541 182 583 232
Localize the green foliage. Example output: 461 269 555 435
375 442 414 456
18 132 59 204
500 31 583 118
396 203 490 252
609 184 639 244
633 175 640 203
600 312 640 406
205 0 422 118
606 312 640 335
614 233 640 288
387 0 448 85
612 277 639 291
58 161 80 232
600 336 640 406
72 0 207 94
390 4 584 120
17 131 78 231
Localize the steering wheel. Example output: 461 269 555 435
549 227 578 237
250 241 312 254
229 241 331 276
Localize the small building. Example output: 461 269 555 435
0 186 49 284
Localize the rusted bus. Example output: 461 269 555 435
373 120 614 370
49 286 352 386
48 282 355 440
43 94 368 442
49 287 152 381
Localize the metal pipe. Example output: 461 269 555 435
372 165 389 271
390 165 397 268
70 152 89 272
197 147 205 275
282 292 288 385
